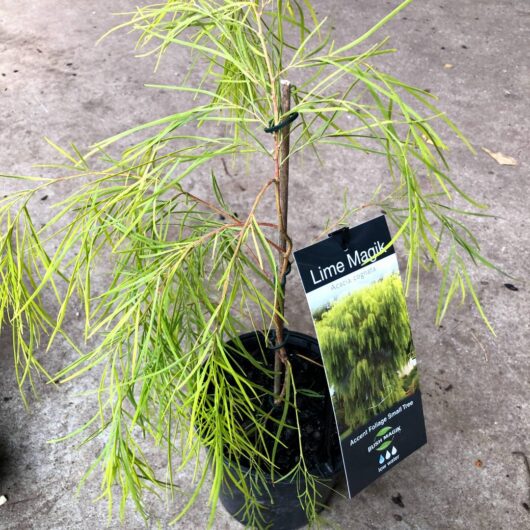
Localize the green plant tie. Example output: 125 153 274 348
264 112 299 133
280 260 292 292
267 328 291 351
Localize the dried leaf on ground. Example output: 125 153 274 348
482 147 518 166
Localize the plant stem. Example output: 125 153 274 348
273 80 293 403
278 80 291 262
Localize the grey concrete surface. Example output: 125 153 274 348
1 0 529 528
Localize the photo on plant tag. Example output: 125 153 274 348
307 254 419 438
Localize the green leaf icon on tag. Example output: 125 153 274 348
375 426 392 438
376 440 393 452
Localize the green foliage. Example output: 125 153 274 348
0 197 57 405
316 274 414 433
0 0 499 527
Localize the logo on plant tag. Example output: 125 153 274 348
374 426 400 470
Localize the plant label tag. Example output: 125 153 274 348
294 215 427 498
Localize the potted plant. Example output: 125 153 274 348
0 0 497 527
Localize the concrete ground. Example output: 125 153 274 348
1 0 529 528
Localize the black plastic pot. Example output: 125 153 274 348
218 330 343 530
